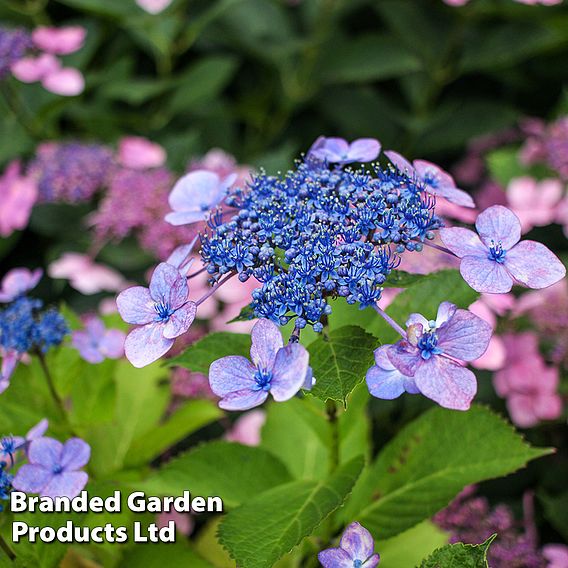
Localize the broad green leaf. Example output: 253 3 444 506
308 326 377 404
169 56 239 113
486 148 525 187
319 35 421 84
345 405 551 539
418 535 496 568
121 542 213 567
124 399 222 467
379 521 448 568
540 490 568 541
135 441 292 508
169 331 251 373
218 456 364 568
262 392 371 481
55 0 138 18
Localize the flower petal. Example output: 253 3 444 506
164 210 206 226
168 171 223 212
363 554 380 568
209 356 256 397
42 67 84 96
41 471 88 499
26 419 48 441
163 302 197 339
505 240 566 289
386 342 421 377
405 312 429 329
348 138 381 163
219 389 268 411
436 309 493 362
435 301 457 328
366 347 417 400
475 205 521 250
149 262 189 308
460 256 513 294
250 319 284 370
270 344 310 402
116 286 156 325
28 437 63 468
439 227 486 258
339 522 375 561
309 137 349 163
124 324 174 368
384 150 415 175
13 464 52 493
60 438 90 471
414 357 477 411
317 547 354 568
99 329 126 359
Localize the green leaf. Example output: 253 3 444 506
379 521 448 568
227 303 255 323
382 271 431 288
169 56 239 113
320 35 421 84
486 148 525 187
345 405 551 539
540 490 568 541
308 326 377 404
124 399 222 467
121 542 213 567
218 456 364 568
418 535 496 568
135 441 293 508
169 331 250 373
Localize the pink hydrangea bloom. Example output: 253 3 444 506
225 410 266 446
11 53 59 82
32 26 86 55
543 544 568 568
556 196 568 238
48 253 126 295
118 137 166 170
506 176 563 232
41 67 84 96
494 333 562 428
0 161 37 237
136 0 173 14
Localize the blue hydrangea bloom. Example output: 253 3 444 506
200 156 441 330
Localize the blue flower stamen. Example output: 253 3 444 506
254 368 273 392
154 302 173 322
417 332 443 360
488 240 506 264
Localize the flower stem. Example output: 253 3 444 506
326 400 340 475
0 534 15 561
195 272 236 307
422 240 456 257
372 304 407 339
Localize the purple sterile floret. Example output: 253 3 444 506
13 437 90 499
309 136 381 164
72 317 125 364
165 170 237 226
209 319 310 411
117 262 197 367
367 302 492 411
12 418 48 451
318 522 380 568
366 346 419 400
0 268 42 303
385 150 475 208
440 205 566 294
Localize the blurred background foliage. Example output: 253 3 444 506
2 0 568 174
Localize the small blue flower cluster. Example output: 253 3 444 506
0 438 14 512
0 296 68 354
200 158 441 330
0 26 32 79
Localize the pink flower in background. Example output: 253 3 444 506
543 545 568 568
48 253 127 295
172 369 215 399
157 510 194 535
0 268 42 302
118 137 166 170
0 161 37 237
556 196 568 238
506 177 564 232
521 116 568 179
225 410 266 446
32 26 86 55
494 332 562 428
11 53 59 82
443 0 470 5
41 67 84 96
72 317 125 364
136 0 173 14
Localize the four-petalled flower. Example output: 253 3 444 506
117 263 197 367
318 522 380 568
209 319 310 410
440 205 566 294
309 137 381 164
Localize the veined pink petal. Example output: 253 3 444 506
384 150 415 175
475 205 521 250
505 240 566 289
218 389 268 411
439 227 486 258
124 323 174 367
270 344 310 401
162 302 197 339
41 471 88 499
339 522 375 562
460 256 514 294
116 286 156 325
149 262 189 308
250 319 283 371
209 356 256 397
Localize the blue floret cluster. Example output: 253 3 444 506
0 296 69 354
200 157 442 331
